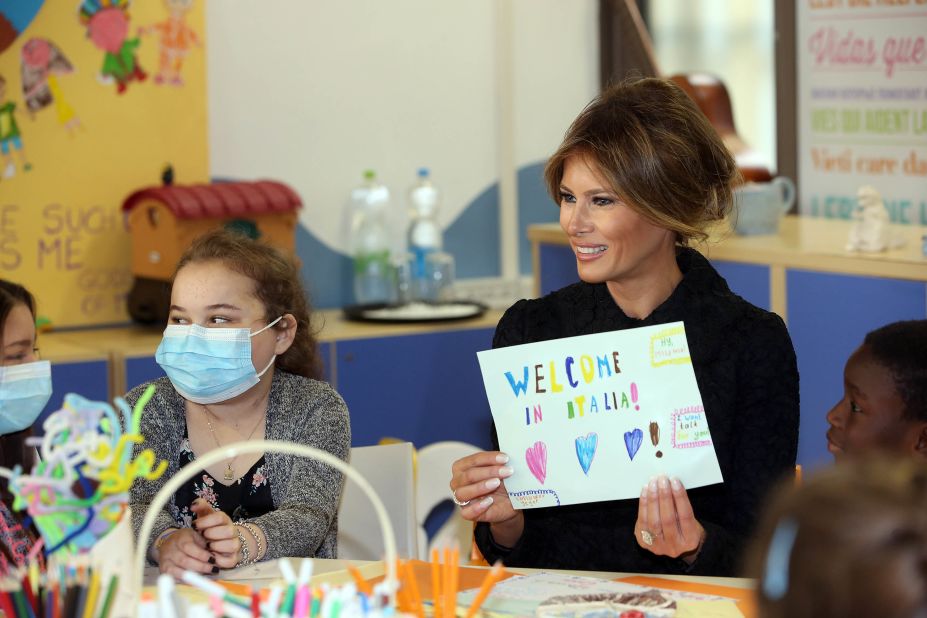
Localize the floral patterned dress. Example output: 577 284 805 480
0 500 33 575
171 433 273 527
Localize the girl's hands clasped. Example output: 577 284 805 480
154 527 214 578
190 498 241 570
450 451 523 547
634 475 705 564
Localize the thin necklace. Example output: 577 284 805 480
202 404 267 482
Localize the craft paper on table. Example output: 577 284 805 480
454 572 732 618
477 321 723 509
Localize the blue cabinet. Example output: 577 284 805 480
711 261 770 311
336 328 496 449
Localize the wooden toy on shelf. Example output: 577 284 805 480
121 170 302 323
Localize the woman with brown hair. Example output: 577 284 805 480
451 77 799 576
0 280 51 573
126 229 350 578
749 457 927 618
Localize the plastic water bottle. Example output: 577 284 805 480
350 170 395 304
407 168 443 300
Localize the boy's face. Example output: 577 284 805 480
826 344 921 460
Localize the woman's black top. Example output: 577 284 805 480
474 247 800 576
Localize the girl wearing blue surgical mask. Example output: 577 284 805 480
126 230 350 579
0 280 51 574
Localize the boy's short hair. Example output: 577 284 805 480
864 320 927 422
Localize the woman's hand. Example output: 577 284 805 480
190 499 240 569
155 528 215 578
634 475 705 563
450 451 523 547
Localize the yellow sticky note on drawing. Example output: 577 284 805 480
674 599 744 618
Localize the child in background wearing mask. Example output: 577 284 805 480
825 320 927 461
126 230 350 579
0 280 52 574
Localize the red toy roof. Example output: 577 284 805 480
122 180 302 219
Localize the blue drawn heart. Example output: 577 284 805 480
624 428 643 461
574 432 598 475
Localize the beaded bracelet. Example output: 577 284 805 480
239 522 265 562
235 525 252 568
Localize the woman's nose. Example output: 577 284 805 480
565 204 592 235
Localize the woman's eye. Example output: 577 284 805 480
849 400 862 414
170 315 189 325
210 316 230 324
559 192 576 204
592 196 614 207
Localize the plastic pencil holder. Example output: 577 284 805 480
134 439 398 613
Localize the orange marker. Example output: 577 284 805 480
464 562 505 618
402 560 424 618
443 547 453 618
347 564 373 597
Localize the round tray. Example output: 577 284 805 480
343 300 488 323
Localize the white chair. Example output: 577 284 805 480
337 442 419 560
415 440 481 562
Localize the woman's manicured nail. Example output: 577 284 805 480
659 476 670 490
640 486 647 499
498 466 514 478
496 453 510 464
485 477 501 490
648 479 658 494
208 556 216 565
211 566 219 574
671 477 683 491
479 496 494 509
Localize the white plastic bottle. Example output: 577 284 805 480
350 170 394 304
407 168 443 300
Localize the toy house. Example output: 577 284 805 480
122 179 302 323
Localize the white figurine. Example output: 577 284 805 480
846 185 891 252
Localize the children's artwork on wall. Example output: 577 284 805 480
0 1 207 328
21 37 82 133
78 0 146 95
138 0 200 87
477 322 723 509
0 73 32 177
0 0 46 55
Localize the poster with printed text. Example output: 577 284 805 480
0 1 208 327
798 1 927 225
477 322 723 510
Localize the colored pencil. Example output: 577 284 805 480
464 562 505 618
96 576 118 618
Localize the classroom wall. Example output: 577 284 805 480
206 1 599 308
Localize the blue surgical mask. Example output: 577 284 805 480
155 317 282 405
0 360 52 434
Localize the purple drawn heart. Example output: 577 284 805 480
525 441 547 484
575 432 598 475
624 428 643 461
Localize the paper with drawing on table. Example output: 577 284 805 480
453 572 733 618
477 321 723 509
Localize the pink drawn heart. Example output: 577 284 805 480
525 441 548 485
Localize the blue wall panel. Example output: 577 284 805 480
787 270 927 470
711 261 770 311
336 328 496 449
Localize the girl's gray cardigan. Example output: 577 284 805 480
125 370 350 561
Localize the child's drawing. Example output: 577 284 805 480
21 38 82 134
139 0 201 86
525 440 548 485
79 0 147 94
575 432 598 475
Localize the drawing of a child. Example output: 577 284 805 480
0 75 33 179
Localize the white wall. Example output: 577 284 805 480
206 0 598 279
